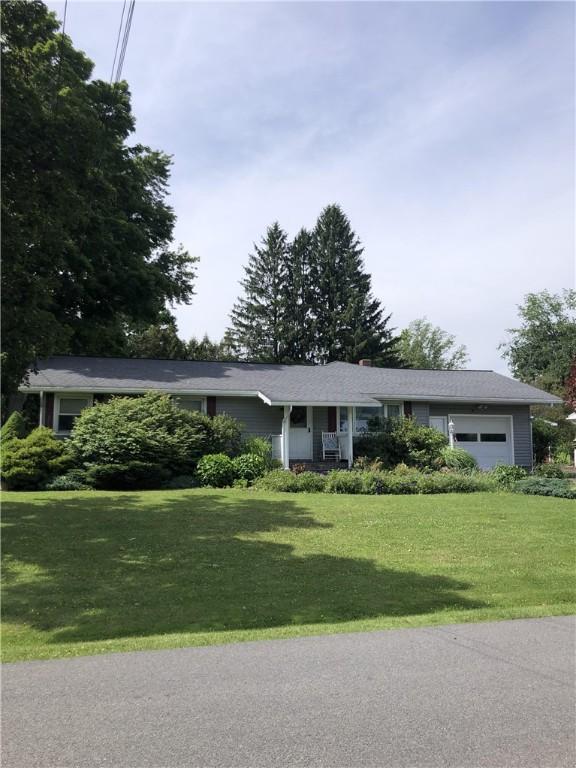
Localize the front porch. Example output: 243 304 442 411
269 405 359 469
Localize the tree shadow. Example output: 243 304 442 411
2 493 485 645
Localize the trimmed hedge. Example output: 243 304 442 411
513 477 576 499
254 468 496 495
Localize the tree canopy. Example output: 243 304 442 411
1 0 196 400
398 318 469 370
500 290 576 393
226 205 399 366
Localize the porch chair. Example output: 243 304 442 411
322 431 341 462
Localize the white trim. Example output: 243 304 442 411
448 413 515 465
18 385 559 407
347 406 354 468
282 405 291 469
39 391 45 428
54 393 94 435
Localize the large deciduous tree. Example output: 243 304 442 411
1 0 196 401
500 290 576 393
398 318 469 370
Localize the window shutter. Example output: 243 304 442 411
403 401 412 417
44 393 54 428
327 406 337 432
207 396 217 417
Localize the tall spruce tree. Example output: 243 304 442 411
227 223 289 361
282 228 314 363
309 205 399 365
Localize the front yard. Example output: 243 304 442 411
2 489 574 662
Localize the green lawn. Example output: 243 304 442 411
2 489 574 662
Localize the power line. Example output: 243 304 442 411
113 0 136 84
110 0 127 84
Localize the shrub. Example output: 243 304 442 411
45 473 90 491
1 411 28 444
440 446 478 471
163 474 198 490
0 427 73 490
210 414 243 457
68 392 238 477
254 469 299 492
513 477 576 499
232 453 267 483
553 450 572 465
416 472 490 494
295 472 326 492
240 436 277 469
324 470 365 494
534 463 565 479
86 461 170 490
353 456 384 472
196 454 236 488
354 417 448 469
489 464 528 489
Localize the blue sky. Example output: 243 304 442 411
47 1 575 372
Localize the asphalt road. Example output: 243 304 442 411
3 617 575 768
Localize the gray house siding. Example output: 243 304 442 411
214 396 283 437
428 402 532 468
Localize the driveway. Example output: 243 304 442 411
2 616 575 767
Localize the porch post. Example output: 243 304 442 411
39 391 45 427
347 406 354 468
282 405 291 470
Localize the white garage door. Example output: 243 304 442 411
450 415 513 470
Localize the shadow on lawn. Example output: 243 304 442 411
2 493 485 644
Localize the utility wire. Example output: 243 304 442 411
110 0 127 84
114 0 136 83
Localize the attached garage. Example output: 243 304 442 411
449 415 513 469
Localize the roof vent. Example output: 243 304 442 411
358 359 372 367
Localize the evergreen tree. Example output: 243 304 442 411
309 205 399 366
126 315 188 359
282 228 314 363
226 223 289 362
187 335 239 361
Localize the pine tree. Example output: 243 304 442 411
282 228 314 363
309 205 399 365
226 223 289 362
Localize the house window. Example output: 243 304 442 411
173 397 205 412
455 433 478 442
57 397 91 432
337 403 403 433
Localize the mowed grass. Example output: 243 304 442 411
2 489 574 662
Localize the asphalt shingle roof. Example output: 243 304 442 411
21 356 561 405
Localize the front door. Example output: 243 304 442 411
289 406 313 460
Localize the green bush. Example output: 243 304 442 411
553 450 572 465
232 453 267 483
489 464 528 489
1 411 28 444
196 454 236 488
354 417 448 469
534 463 565 479
416 472 492 494
254 469 299 492
241 437 277 470
295 472 327 492
68 392 241 477
0 427 73 490
210 414 243 457
440 446 478 471
513 477 576 499
86 461 170 490
45 472 90 491
324 470 365 494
